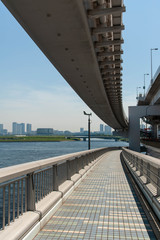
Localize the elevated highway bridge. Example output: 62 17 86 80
138 66 160 130
1 0 128 130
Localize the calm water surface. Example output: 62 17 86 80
0 140 128 168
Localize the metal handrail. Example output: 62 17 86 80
122 148 160 196
145 65 160 98
0 147 109 230
128 156 160 190
0 148 105 184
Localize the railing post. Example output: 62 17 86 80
3 187 5 230
132 155 135 167
81 156 84 169
130 153 133 165
91 153 95 163
157 169 160 196
67 160 71 180
146 163 150 184
135 157 138 171
86 154 89 165
27 173 35 211
90 154 93 163
140 159 143 176
53 165 58 191
83 155 86 167
75 157 79 173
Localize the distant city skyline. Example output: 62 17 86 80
0 122 112 135
0 1 160 131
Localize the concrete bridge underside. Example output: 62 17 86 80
2 0 128 130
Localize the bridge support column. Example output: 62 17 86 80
129 105 160 152
152 124 158 139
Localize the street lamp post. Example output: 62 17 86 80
151 48 158 84
143 73 149 97
83 111 92 150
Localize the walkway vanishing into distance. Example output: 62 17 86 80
34 150 156 240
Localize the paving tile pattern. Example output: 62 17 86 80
34 150 156 239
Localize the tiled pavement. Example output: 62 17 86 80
34 150 156 240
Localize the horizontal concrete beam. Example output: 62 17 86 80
88 6 126 18
100 60 123 67
96 39 124 48
103 73 122 78
101 68 122 74
103 80 122 84
104 82 122 85
105 87 121 90
93 25 125 35
98 50 123 57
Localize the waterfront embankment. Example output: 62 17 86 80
0 136 80 142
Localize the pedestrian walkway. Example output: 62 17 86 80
34 150 156 239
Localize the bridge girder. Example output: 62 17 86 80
2 0 128 130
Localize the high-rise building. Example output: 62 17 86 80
0 124 3 135
80 128 84 133
12 122 25 135
3 129 8 135
27 124 32 134
20 123 25 134
12 122 17 135
104 125 112 135
100 124 104 133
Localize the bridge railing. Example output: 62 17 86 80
0 147 111 234
146 65 160 97
122 147 160 220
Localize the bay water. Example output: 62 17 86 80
0 139 128 228
0 140 128 168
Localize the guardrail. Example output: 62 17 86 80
122 147 160 220
146 65 160 96
0 147 112 239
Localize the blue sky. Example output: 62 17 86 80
0 0 160 132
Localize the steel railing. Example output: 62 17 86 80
0 176 27 230
122 147 160 220
0 147 109 230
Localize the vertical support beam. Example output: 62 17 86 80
140 159 143 176
152 124 158 139
27 173 35 211
88 116 91 150
67 160 71 180
129 105 160 152
146 163 151 184
75 157 79 173
53 165 58 191
157 169 160 196
129 107 140 152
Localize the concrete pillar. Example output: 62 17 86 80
152 124 158 139
129 105 160 152
129 107 140 152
